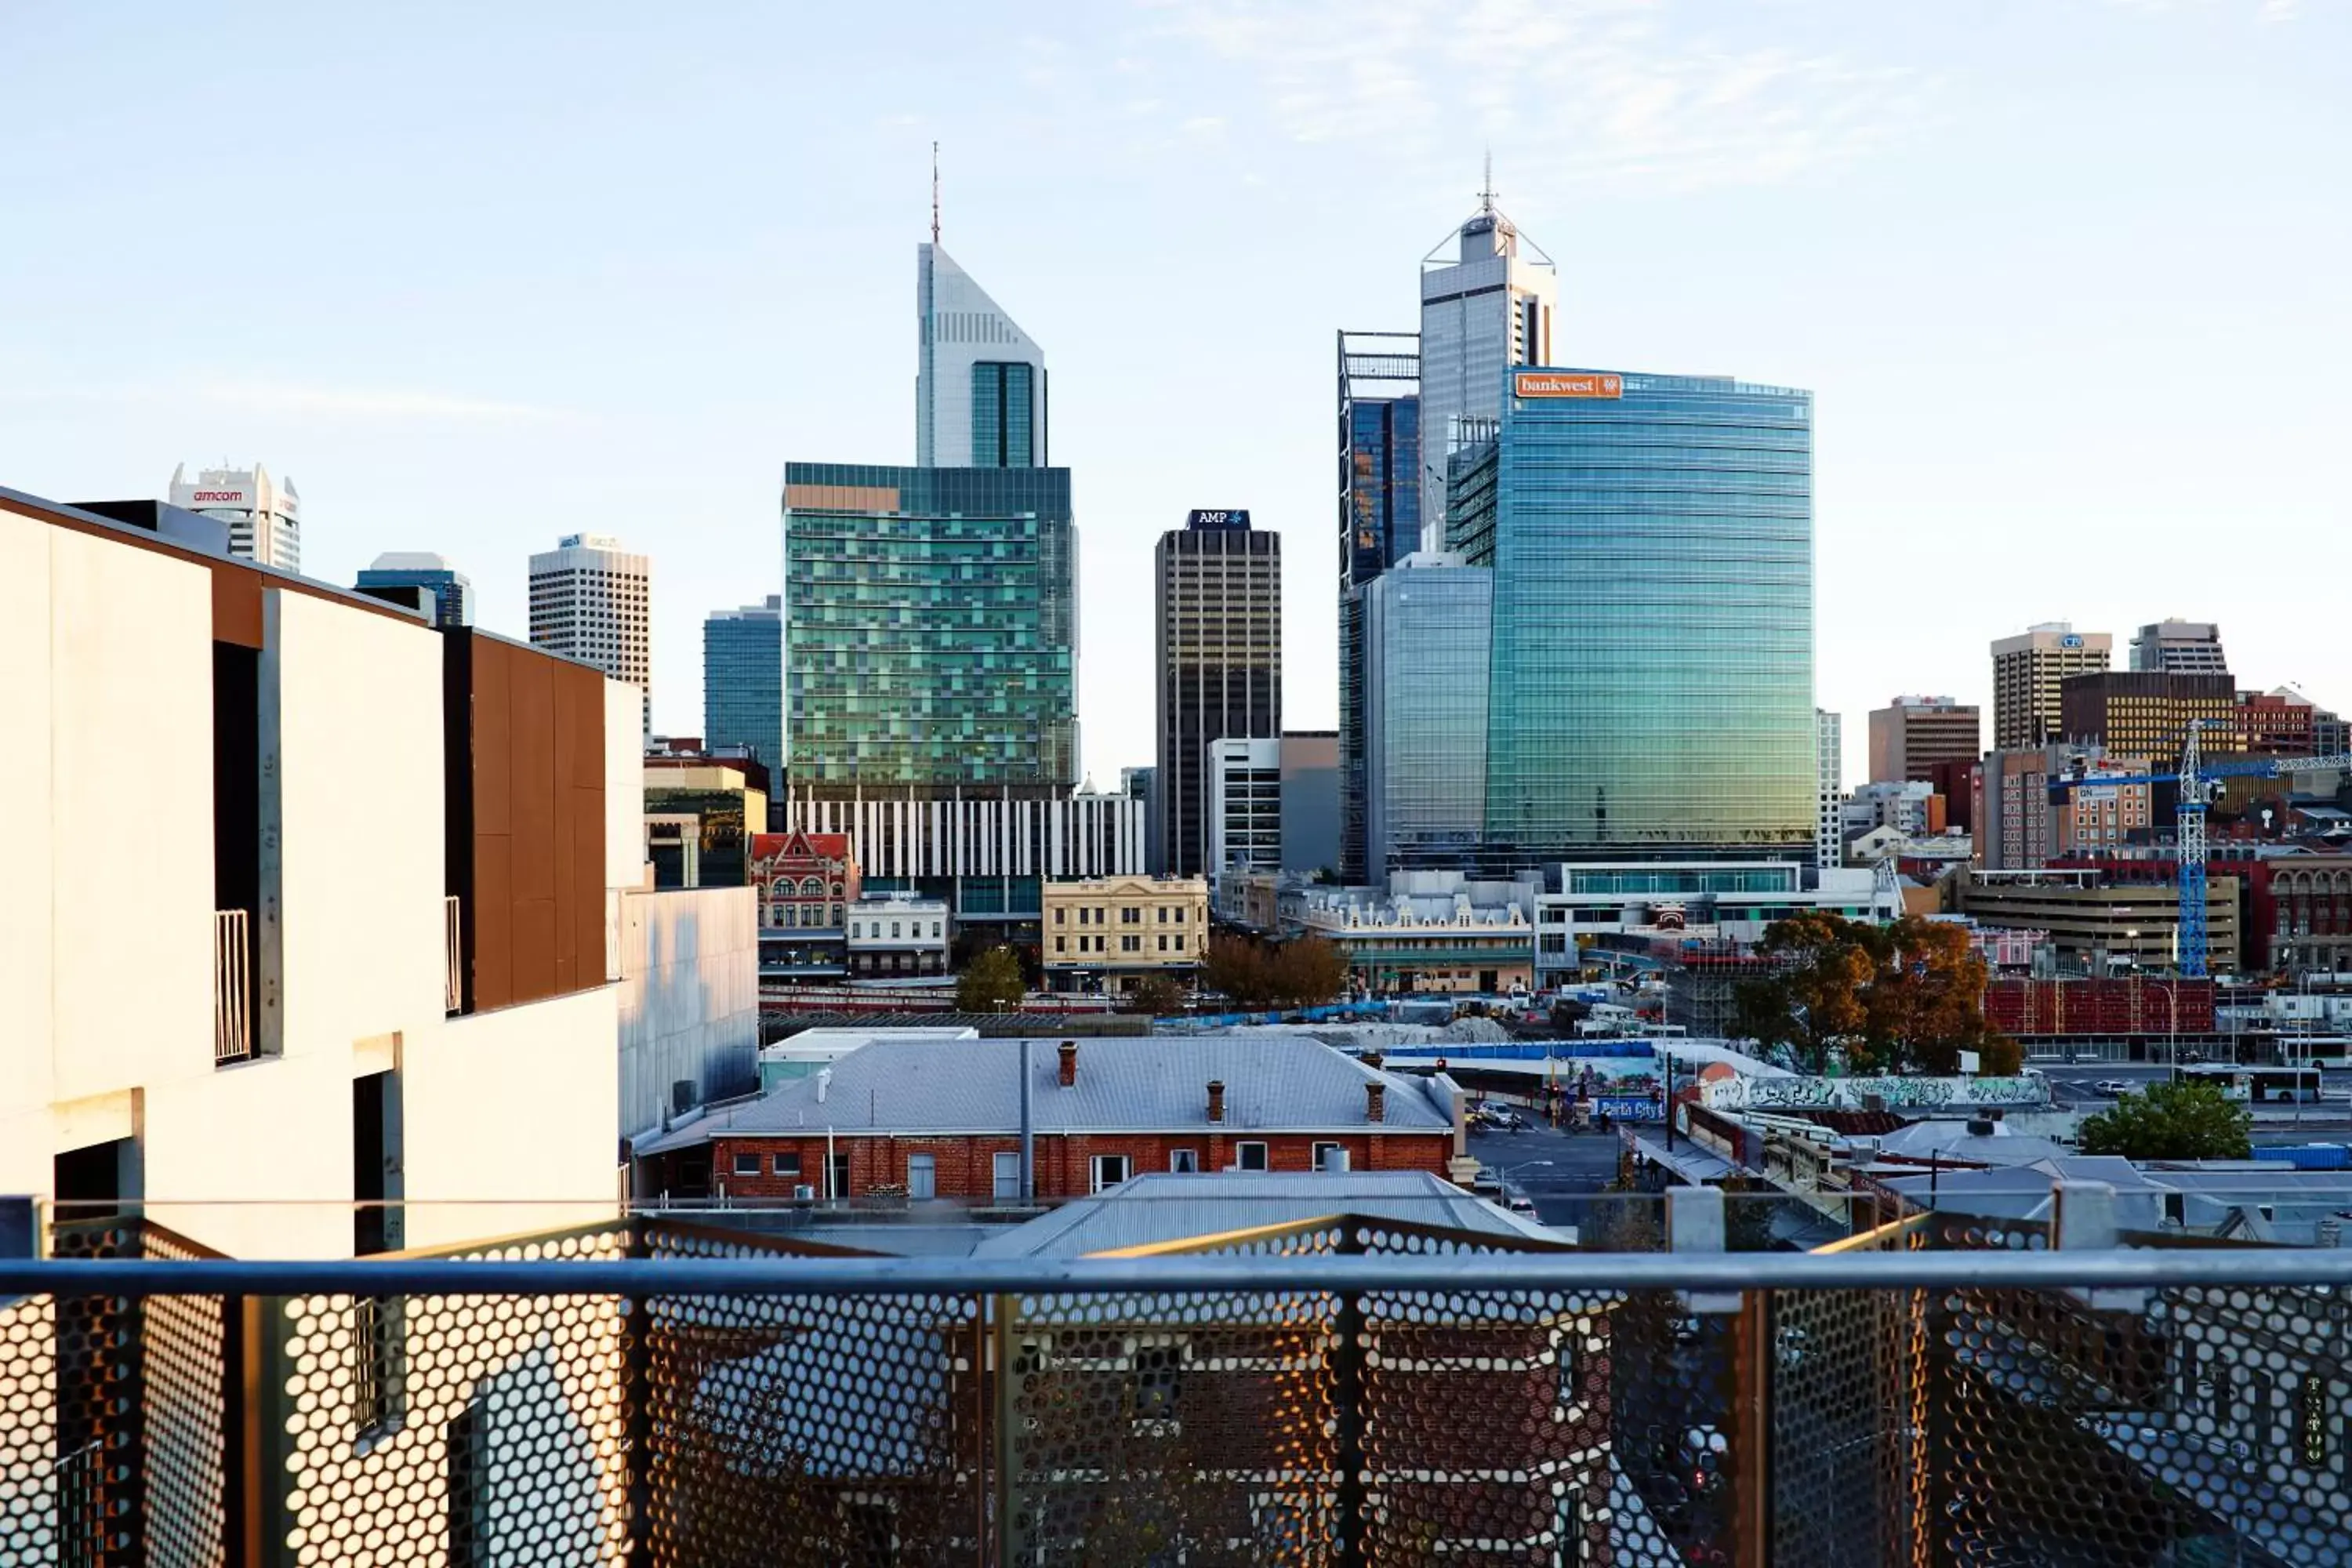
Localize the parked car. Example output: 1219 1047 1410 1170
2095 1079 2132 1097
1471 1167 1503 1195
1506 1194 1538 1218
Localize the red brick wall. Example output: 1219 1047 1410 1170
704 1130 1454 1201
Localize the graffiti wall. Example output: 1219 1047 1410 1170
1700 1075 2050 1111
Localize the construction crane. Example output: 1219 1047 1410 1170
2050 721 2352 978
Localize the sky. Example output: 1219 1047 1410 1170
4 0 2348 787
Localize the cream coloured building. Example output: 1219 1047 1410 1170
1 483 647 1258
1042 875 1209 994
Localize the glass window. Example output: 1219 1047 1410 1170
732 1152 760 1178
1091 1154 1131 1192
1168 1149 1199 1174
1236 1142 1269 1172
774 1152 801 1177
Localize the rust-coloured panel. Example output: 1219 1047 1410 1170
552 775 578 970
512 897 557 1002
509 652 555 902
572 786 607 978
474 834 515 1012
473 640 513 837
209 565 263 648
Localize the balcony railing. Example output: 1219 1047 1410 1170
212 907 251 1063
8 1213 2352 1566
443 893 463 1014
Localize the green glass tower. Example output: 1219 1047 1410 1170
1447 368 1814 863
781 463 1075 788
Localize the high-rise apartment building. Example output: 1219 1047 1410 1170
1337 330 1422 883
529 533 651 734
782 465 1073 788
2131 619 2228 676
355 551 472 627
168 460 300 570
916 243 1045 468
1816 710 1843 870
703 596 782 787
1446 368 1814 864
1867 695 1981 784
1156 510 1280 877
1362 552 1493 884
2060 672 2238 766
1418 189 1556 551
1991 622 2111 750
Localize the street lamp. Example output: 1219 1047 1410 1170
1496 1159 1555 1199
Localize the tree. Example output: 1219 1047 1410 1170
1126 974 1185 1017
2078 1080 2252 1160
1269 937 1350 1007
1733 913 2017 1076
955 944 1025 1013
1200 935 1275 1007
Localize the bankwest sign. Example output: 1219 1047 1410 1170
1514 372 1621 400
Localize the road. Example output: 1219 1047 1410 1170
1466 1119 1621 1231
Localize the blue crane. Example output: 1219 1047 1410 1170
2049 721 2352 978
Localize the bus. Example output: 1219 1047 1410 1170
2177 1064 2325 1104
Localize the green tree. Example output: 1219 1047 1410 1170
2077 1080 2252 1160
954 944 1026 1013
1125 974 1185 1017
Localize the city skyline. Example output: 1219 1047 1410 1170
5 3 2348 785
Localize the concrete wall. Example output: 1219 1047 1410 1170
616 885 760 1140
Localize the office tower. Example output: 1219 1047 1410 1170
1362 553 1492 883
1417 183 1557 551
1121 765 1163 875
1447 368 1813 863
916 242 1045 467
528 533 651 733
1155 510 1281 877
2131 619 2229 676
2060 672 2238 766
1337 330 1421 883
703 595 783 786
1207 739 1283 877
355 552 473 627
1816 710 1843 870
784 464 1073 786
1866 695 1981 784
1991 622 2111 750
1279 731 1341 877
168 460 300 570
1976 744 2152 869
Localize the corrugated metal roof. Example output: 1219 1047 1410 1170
973 1172 1555 1257
638 1034 1455 1153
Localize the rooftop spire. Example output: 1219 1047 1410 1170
931 141 941 245
1479 148 1496 214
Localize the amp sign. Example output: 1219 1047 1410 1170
1185 509 1250 531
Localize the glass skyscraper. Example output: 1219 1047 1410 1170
1362 554 1491 882
1450 368 1814 863
703 595 782 775
781 463 1074 788
354 551 472 627
916 244 1047 469
1337 331 1423 882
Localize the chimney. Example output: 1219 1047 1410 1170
1362 1051 1385 1070
1058 1040 1078 1089
1366 1080 1387 1123
1207 1080 1226 1124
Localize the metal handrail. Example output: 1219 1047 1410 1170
9 1246 2352 1298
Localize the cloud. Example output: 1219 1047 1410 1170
195 379 572 423
1133 0 1937 193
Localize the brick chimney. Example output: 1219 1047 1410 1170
1058 1040 1078 1088
1207 1080 1226 1124
1366 1080 1387 1123
1362 1051 1385 1070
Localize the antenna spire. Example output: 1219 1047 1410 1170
931 141 941 245
1479 148 1496 213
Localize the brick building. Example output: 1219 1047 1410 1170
635 1034 1463 1202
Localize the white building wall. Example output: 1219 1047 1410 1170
615 885 760 1140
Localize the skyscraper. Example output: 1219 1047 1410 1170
168 461 300 570
1447 368 1814 863
1417 184 1556 551
916 243 1046 467
355 552 472 627
1991 622 2111 750
783 464 1074 787
1816 710 1844 870
1337 331 1421 883
1156 510 1281 877
1866 695 1981 784
1363 553 1492 883
2131 619 2229 677
528 534 650 733
703 595 782 783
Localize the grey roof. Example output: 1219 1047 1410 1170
973 1172 1555 1257
639 1034 1454 1154
1878 1156 2169 1229
1871 1120 2066 1167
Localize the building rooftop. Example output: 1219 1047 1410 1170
973 1171 1553 1257
638 1034 1456 1152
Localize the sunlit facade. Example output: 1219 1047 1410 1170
1362 553 1491 883
1450 368 1815 864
